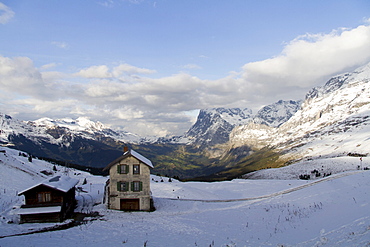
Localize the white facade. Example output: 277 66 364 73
105 149 153 211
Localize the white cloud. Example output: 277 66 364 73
0 2 14 24
75 65 112 78
124 0 144 4
40 63 58 70
75 63 156 80
98 0 114 8
51 41 69 50
41 71 65 84
13 98 79 114
84 80 124 97
110 108 144 120
242 24 370 90
112 63 156 77
0 56 45 95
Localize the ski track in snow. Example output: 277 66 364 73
162 170 364 203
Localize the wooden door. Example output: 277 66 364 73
120 199 140 211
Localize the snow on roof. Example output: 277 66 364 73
18 175 79 196
103 149 154 171
17 206 62 215
129 149 154 168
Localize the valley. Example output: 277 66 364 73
0 62 370 180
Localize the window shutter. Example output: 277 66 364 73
125 165 129 174
117 182 121 191
117 165 121 174
139 181 143 191
131 182 134 191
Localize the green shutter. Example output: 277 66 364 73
125 165 129 174
131 182 134 191
117 165 121 174
139 181 143 191
117 182 121 191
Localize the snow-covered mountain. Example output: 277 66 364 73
33 116 144 144
253 100 302 127
230 62 370 165
33 117 106 132
184 108 253 147
0 114 149 169
0 114 143 146
180 100 302 148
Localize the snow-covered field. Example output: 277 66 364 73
0 147 369 246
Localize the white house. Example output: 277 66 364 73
104 148 154 211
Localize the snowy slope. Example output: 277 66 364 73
253 100 302 128
276 62 370 146
0 147 369 246
230 62 370 162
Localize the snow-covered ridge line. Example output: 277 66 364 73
33 117 107 132
0 113 144 145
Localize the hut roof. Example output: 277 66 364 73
18 175 79 196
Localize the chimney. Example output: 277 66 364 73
123 146 129 153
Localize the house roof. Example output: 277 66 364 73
103 149 154 171
18 175 79 196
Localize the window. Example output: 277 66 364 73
38 192 51 203
132 181 142 192
117 164 129 174
117 181 129 192
133 164 140 174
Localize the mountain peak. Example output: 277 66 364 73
202 108 253 125
184 107 253 147
33 117 106 132
306 61 370 101
253 100 302 127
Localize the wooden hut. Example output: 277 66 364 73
18 175 78 223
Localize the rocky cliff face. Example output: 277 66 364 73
253 100 302 128
184 108 252 148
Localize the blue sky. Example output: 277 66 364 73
1 0 370 136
